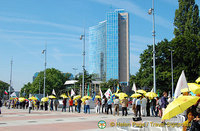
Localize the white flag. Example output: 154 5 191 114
174 70 188 99
71 89 75 96
132 83 137 93
52 89 56 95
99 87 103 98
151 88 154 92
104 88 112 98
10 92 17 97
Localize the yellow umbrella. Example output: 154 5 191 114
28 96 37 100
196 77 200 83
136 90 147 94
181 88 190 93
19 97 25 102
131 93 142 98
95 95 101 99
82 96 92 100
10 97 14 100
145 92 157 98
48 95 56 99
117 93 128 100
188 83 200 94
41 97 49 102
60 94 68 98
162 96 199 120
113 93 119 97
73 95 81 100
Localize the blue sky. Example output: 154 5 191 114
0 0 199 91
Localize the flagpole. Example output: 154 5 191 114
43 43 47 98
9 58 13 101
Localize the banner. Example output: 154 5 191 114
71 89 75 96
104 88 112 98
52 89 56 95
132 83 137 93
99 87 103 98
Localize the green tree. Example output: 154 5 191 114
174 0 200 36
20 82 32 98
0 80 9 98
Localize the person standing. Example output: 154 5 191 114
132 98 137 116
96 98 101 114
161 92 168 123
107 97 112 114
146 97 150 116
136 97 141 117
141 96 147 117
85 98 90 114
0 98 2 114
113 96 120 116
121 97 128 116
50 99 54 111
28 100 33 114
54 99 59 111
40 101 43 110
77 98 82 113
44 101 48 111
150 97 156 117
69 98 73 112
62 98 66 112
74 100 78 112
102 97 107 113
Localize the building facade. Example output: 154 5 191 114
89 9 130 83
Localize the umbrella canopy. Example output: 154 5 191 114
196 77 200 83
181 88 190 93
145 92 157 98
188 83 200 95
60 94 68 98
41 97 49 102
136 90 147 94
48 95 56 99
73 95 81 100
28 96 37 101
162 96 200 120
117 93 128 100
19 97 25 102
82 96 92 100
95 95 101 99
131 93 142 98
113 93 119 97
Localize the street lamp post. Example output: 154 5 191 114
72 68 78 90
42 43 47 97
148 0 156 93
80 29 85 97
169 49 174 97
9 58 13 102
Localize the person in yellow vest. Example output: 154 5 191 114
183 111 194 131
75 100 78 112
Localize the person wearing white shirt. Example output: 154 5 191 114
107 97 112 114
113 96 120 116
136 97 141 117
29 100 33 114
85 99 90 114
141 96 147 116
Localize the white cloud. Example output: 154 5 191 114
0 16 83 32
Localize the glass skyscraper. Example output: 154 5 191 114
89 9 129 83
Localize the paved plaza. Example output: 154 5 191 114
0 107 179 131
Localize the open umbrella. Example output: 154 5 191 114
19 97 25 102
95 95 101 99
41 97 49 102
196 77 200 83
162 96 200 120
145 92 157 98
188 83 200 95
181 88 190 93
28 96 37 101
136 90 147 94
131 93 142 98
60 94 68 98
48 95 56 99
82 96 92 100
73 95 81 100
117 93 128 100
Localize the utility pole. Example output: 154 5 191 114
9 58 13 101
80 28 85 97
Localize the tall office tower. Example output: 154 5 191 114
89 21 107 81
89 9 130 83
106 9 129 83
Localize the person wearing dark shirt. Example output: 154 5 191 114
77 98 82 113
161 92 168 123
62 98 66 112
150 98 156 117
146 98 150 116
